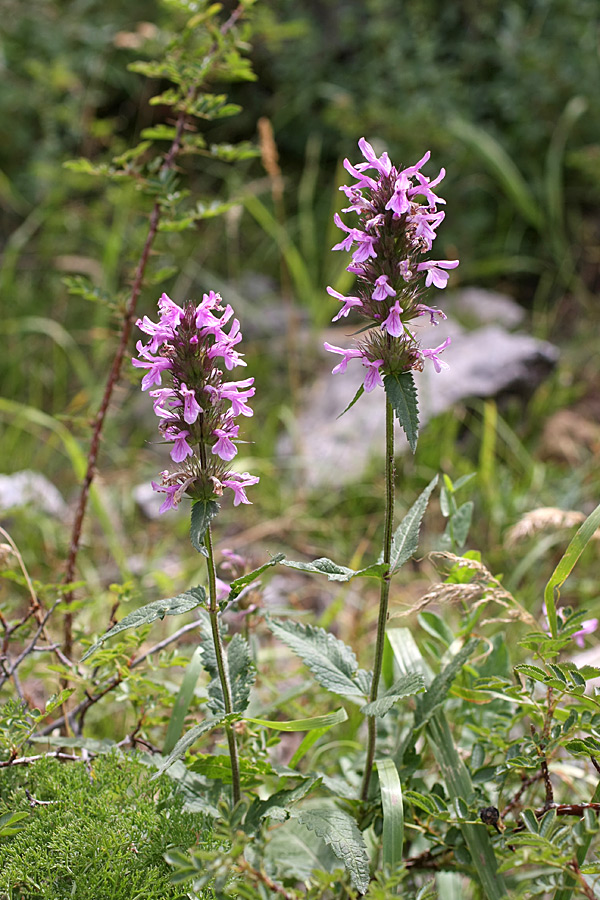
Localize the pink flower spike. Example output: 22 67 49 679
180 383 203 424
400 150 431 177
327 286 364 322
222 472 260 506
372 275 396 301
417 259 459 289
362 358 384 393
422 336 451 373
323 342 363 374
382 300 405 337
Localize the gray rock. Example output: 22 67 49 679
446 287 526 328
0 470 67 518
279 310 558 489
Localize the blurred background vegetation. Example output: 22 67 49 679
1 0 600 719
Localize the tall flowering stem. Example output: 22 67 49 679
325 139 458 800
134 289 259 805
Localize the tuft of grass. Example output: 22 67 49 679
0 753 215 900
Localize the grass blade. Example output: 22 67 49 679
163 646 204 755
544 500 600 638
376 758 404 880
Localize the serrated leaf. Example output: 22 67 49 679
267 619 370 700
81 587 206 660
227 553 284 602
281 556 384 582
384 371 419 452
361 672 425 717
152 716 226 777
292 808 370 893
195 617 254 715
227 633 256 715
387 476 438 573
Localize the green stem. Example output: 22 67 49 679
360 400 395 803
204 523 241 806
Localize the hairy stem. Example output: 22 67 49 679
205 523 242 806
360 399 395 802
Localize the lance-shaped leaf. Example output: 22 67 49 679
81 587 206 661
291 808 370 894
227 553 285 603
337 383 364 419
163 647 204 755
190 499 220 556
384 371 419 453
414 639 480 727
196 616 255 715
361 671 425 717
245 708 348 732
384 476 438 574
281 556 384 582
268 619 371 701
152 715 227 777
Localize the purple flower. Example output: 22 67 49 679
221 472 260 506
417 259 459 289
421 337 451 373
382 300 405 337
326 286 364 321
363 358 384 392
324 343 364 374
372 275 396 301
180 384 203 424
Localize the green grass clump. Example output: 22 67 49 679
0 753 214 900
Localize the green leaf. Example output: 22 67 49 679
195 615 254 715
515 664 548 683
418 611 454 647
245 776 320 833
267 619 371 701
190 499 220 556
227 633 256 715
227 553 285 602
0 811 29 839
376 759 404 874
280 556 384 582
81 587 206 660
189 752 276 785
384 371 419 453
361 672 425 717
404 791 440 816
163 646 204 755
544 499 600 638
337 383 364 419
45 688 75 714
520 808 539 834
245 707 348 732
140 124 178 141
388 476 439 573
448 501 474 549
415 639 480 726
292 808 370 894
152 716 227 777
